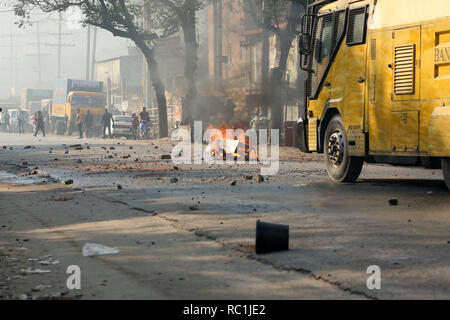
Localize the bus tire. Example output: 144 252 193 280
56 121 65 135
324 115 364 182
442 158 450 191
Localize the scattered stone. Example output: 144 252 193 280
388 199 398 206
64 179 73 185
170 177 178 183
64 150 69 154
244 174 253 180
107 155 113 159
129 146 133 150
230 180 237 186
117 184 122 190
109 146 115 150
161 154 171 160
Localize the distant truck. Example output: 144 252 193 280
21 88 53 113
51 79 105 135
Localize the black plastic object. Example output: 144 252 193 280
255 220 289 254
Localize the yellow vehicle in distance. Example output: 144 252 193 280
51 79 105 136
296 0 450 190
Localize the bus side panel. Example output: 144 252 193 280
368 30 393 153
421 18 450 156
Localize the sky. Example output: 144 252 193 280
0 2 133 99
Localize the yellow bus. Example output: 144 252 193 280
297 0 450 189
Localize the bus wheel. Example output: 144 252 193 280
56 121 65 135
442 158 450 191
324 115 363 182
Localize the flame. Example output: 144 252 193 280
206 121 258 161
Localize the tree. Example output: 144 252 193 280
243 0 307 131
13 0 170 138
145 0 207 125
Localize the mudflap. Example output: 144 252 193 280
296 117 308 153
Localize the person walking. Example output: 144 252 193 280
101 108 114 139
18 111 25 134
85 110 93 138
131 113 139 140
4 110 10 133
1 111 6 132
76 109 83 138
33 111 45 137
139 106 150 138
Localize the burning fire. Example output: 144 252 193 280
206 121 258 161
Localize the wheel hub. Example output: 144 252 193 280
328 131 345 166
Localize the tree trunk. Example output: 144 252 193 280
268 0 305 131
180 9 198 125
137 41 168 138
269 32 294 131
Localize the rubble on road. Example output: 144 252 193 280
389 199 398 206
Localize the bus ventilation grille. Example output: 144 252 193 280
394 44 415 95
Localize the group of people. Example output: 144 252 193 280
75 108 117 139
2 106 152 140
1 110 27 134
131 107 151 140
74 108 94 139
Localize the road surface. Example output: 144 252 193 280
0 132 449 300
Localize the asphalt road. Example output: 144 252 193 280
0 132 449 300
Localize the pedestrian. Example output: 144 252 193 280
76 109 83 139
101 108 114 139
1 111 6 132
85 109 93 138
131 112 139 140
139 106 150 138
18 110 24 134
33 111 45 137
